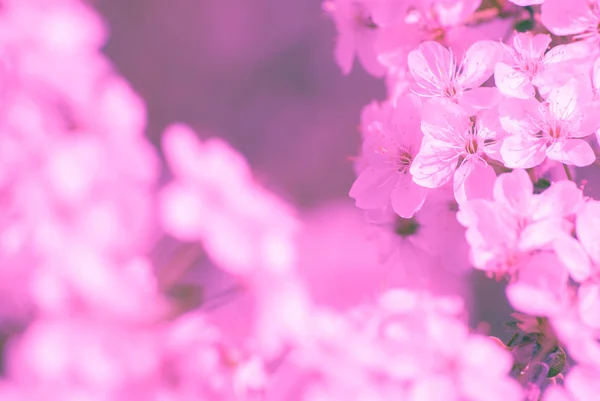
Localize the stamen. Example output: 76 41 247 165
465 137 479 154
396 149 413 173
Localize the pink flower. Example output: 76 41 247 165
369 186 471 280
272 290 522 401
349 95 428 218
457 169 582 275
500 80 600 168
159 123 297 277
506 252 570 316
323 0 386 76
554 200 600 283
542 0 600 43
410 99 500 203
407 40 502 113
495 33 588 99
553 200 600 328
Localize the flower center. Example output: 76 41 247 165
465 137 479 155
521 59 540 77
443 84 458 98
395 217 420 237
547 125 563 139
396 149 413 173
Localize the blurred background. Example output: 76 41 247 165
95 0 384 207
93 0 512 336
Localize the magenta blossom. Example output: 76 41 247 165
159 124 298 277
495 33 588 99
542 0 600 43
410 98 501 204
349 95 427 218
407 40 502 113
457 169 582 276
323 0 387 76
500 79 600 168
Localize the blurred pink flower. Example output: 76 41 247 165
160 123 298 277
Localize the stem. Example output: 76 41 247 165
506 332 520 348
562 164 573 182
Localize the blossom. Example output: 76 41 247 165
349 95 427 218
369 185 471 281
494 33 588 99
500 79 600 168
271 290 522 401
542 0 600 43
553 200 600 329
323 0 387 76
410 98 501 203
457 169 582 275
506 252 570 317
554 200 600 283
407 40 502 113
159 123 297 277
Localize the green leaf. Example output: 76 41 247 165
515 19 534 33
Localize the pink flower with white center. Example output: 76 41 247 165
407 40 502 113
323 0 387 77
410 99 501 204
457 169 583 277
542 0 600 44
349 95 427 218
495 33 588 99
499 80 600 168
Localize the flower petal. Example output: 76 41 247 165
495 62 534 99
410 139 457 188
453 160 496 204
349 167 396 209
545 139 596 167
493 169 533 214
554 233 592 282
576 201 600 265
390 174 428 218
500 134 547 169
458 40 502 89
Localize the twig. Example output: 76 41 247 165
562 164 573 182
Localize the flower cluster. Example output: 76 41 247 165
2 0 600 400
327 0 600 398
